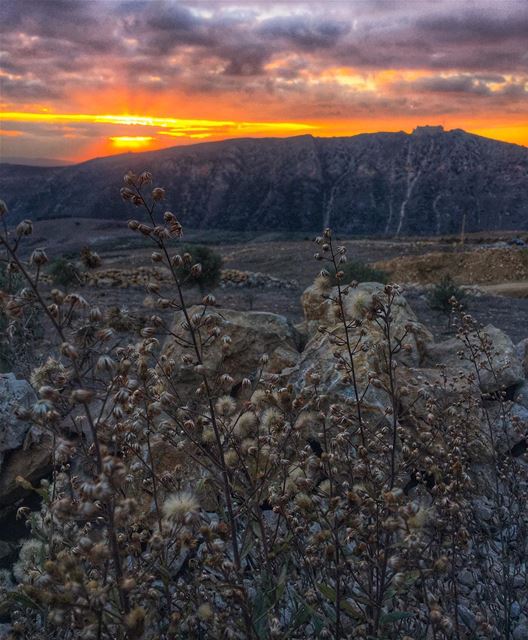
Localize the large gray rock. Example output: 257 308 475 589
0 374 52 507
425 325 524 394
0 435 53 507
301 282 432 364
291 284 432 410
0 373 36 472
514 380 528 409
163 308 302 391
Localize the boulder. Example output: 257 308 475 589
291 284 433 409
301 282 432 366
513 380 528 409
162 308 302 391
288 327 390 410
0 432 53 507
0 373 37 472
424 325 524 394
0 374 52 507
397 367 484 459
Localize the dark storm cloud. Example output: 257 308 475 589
0 0 527 105
257 15 350 50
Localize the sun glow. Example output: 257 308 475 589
0 111 318 157
109 136 154 149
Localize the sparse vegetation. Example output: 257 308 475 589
427 274 466 327
0 171 526 640
46 256 81 288
331 258 388 285
172 243 223 292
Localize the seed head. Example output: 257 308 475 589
138 170 152 185
30 248 48 267
215 395 236 416
162 491 199 523
16 219 33 236
123 171 137 186
152 187 165 201
71 388 95 403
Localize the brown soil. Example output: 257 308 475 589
375 247 528 285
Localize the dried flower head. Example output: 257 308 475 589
162 491 199 524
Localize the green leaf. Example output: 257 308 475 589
317 582 337 603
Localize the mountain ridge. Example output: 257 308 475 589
1 127 527 235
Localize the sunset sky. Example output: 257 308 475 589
1 0 527 163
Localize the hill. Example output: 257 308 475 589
1 126 527 235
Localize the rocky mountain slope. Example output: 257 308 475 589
1 126 527 235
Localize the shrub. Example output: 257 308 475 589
427 274 466 326
173 244 223 292
46 256 81 288
332 259 388 285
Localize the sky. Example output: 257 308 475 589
0 0 527 163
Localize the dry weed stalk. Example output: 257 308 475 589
0 176 526 639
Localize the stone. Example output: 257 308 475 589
516 338 528 377
480 402 528 456
288 327 390 410
424 325 524 394
513 623 528 640
163 308 302 392
514 380 528 409
301 282 433 366
457 604 477 632
458 569 475 588
0 431 52 507
397 367 485 463
0 373 36 472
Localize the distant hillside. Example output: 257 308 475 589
1 127 527 235
0 156 73 167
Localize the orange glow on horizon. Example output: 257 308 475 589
109 136 154 149
1 110 527 161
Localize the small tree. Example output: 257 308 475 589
427 274 466 328
174 244 223 293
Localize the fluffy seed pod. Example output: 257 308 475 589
16 219 33 236
60 342 78 360
152 187 165 201
138 171 152 185
121 187 135 201
123 171 137 186
71 388 95 403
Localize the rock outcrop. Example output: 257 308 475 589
424 325 524 394
0 374 52 507
162 308 302 392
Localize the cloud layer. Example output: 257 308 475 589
1 0 527 160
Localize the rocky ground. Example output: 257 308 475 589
1 277 528 636
13 219 528 343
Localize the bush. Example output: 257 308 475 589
427 274 466 325
332 259 388 285
46 257 81 288
174 244 223 292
